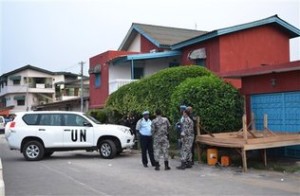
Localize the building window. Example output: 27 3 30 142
195 59 206 67
95 73 101 88
13 79 21 85
17 99 25 106
134 67 144 79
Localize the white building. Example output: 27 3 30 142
0 65 87 114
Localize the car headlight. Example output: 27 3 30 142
121 128 131 135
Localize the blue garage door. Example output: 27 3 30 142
251 91 300 158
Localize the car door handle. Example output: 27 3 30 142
64 129 71 132
38 129 46 131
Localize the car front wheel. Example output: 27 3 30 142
23 141 45 161
99 140 117 159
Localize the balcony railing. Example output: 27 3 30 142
109 79 137 94
28 83 53 88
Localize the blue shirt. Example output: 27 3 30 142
136 118 152 136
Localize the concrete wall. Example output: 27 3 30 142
127 34 141 52
109 63 131 81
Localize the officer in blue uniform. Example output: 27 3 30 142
136 111 155 167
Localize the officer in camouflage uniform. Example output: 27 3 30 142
151 109 171 171
177 109 194 170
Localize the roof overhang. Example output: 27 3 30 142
221 61 300 78
172 15 300 50
111 51 182 65
118 24 164 51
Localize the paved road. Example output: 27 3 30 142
0 135 300 196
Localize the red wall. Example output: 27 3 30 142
241 71 300 95
241 70 300 122
140 36 160 53
89 50 136 109
180 25 291 88
181 37 221 72
219 25 290 72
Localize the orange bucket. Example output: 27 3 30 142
207 148 218 166
221 156 230 167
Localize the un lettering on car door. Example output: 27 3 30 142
63 114 94 147
70 129 86 142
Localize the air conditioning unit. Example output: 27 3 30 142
150 49 157 53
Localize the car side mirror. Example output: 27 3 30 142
83 122 93 127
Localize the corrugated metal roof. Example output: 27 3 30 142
119 23 207 50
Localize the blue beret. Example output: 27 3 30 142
180 105 187 110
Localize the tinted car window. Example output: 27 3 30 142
39 114 62 126
23 114 39 125
64 114 89 126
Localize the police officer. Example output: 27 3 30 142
177 110 194 170
136 111 156 168
175 105 187 149
151 109 171 171
186 106 197 166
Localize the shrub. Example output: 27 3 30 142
170 76 244 133
88 109 109 123
106 66 213 118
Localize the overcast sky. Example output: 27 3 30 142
0 0 299 75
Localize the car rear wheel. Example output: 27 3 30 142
99 140 117 159
23 141 45 161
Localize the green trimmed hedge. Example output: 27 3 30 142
105 65 243 134
106 66 213 116
170 76 244 132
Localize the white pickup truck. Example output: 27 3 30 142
5 111 135 161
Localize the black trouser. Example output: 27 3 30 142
191 134 196 162
191 139 195 162
139 135 155 166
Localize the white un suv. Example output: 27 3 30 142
5 111 135 161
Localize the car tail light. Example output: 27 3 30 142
10 122 16 128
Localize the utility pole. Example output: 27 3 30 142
26 81 29 111
79 61 84 112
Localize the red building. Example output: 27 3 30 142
172 15 299 87
222 61 300 158
89 15 300 109
89 51 137 108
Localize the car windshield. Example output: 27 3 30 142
84 114 101 124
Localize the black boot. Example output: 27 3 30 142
186 161 193 169
176 161 186 170
155 162 160 171
164 161 171 170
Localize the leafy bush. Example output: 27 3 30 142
170 76 244 133
106 66 213 117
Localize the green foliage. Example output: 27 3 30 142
105 65 243 134
170 76 244 133
106 66 213 117
88 109 109 123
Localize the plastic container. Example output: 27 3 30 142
221 156 230 167
207 148 218 166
